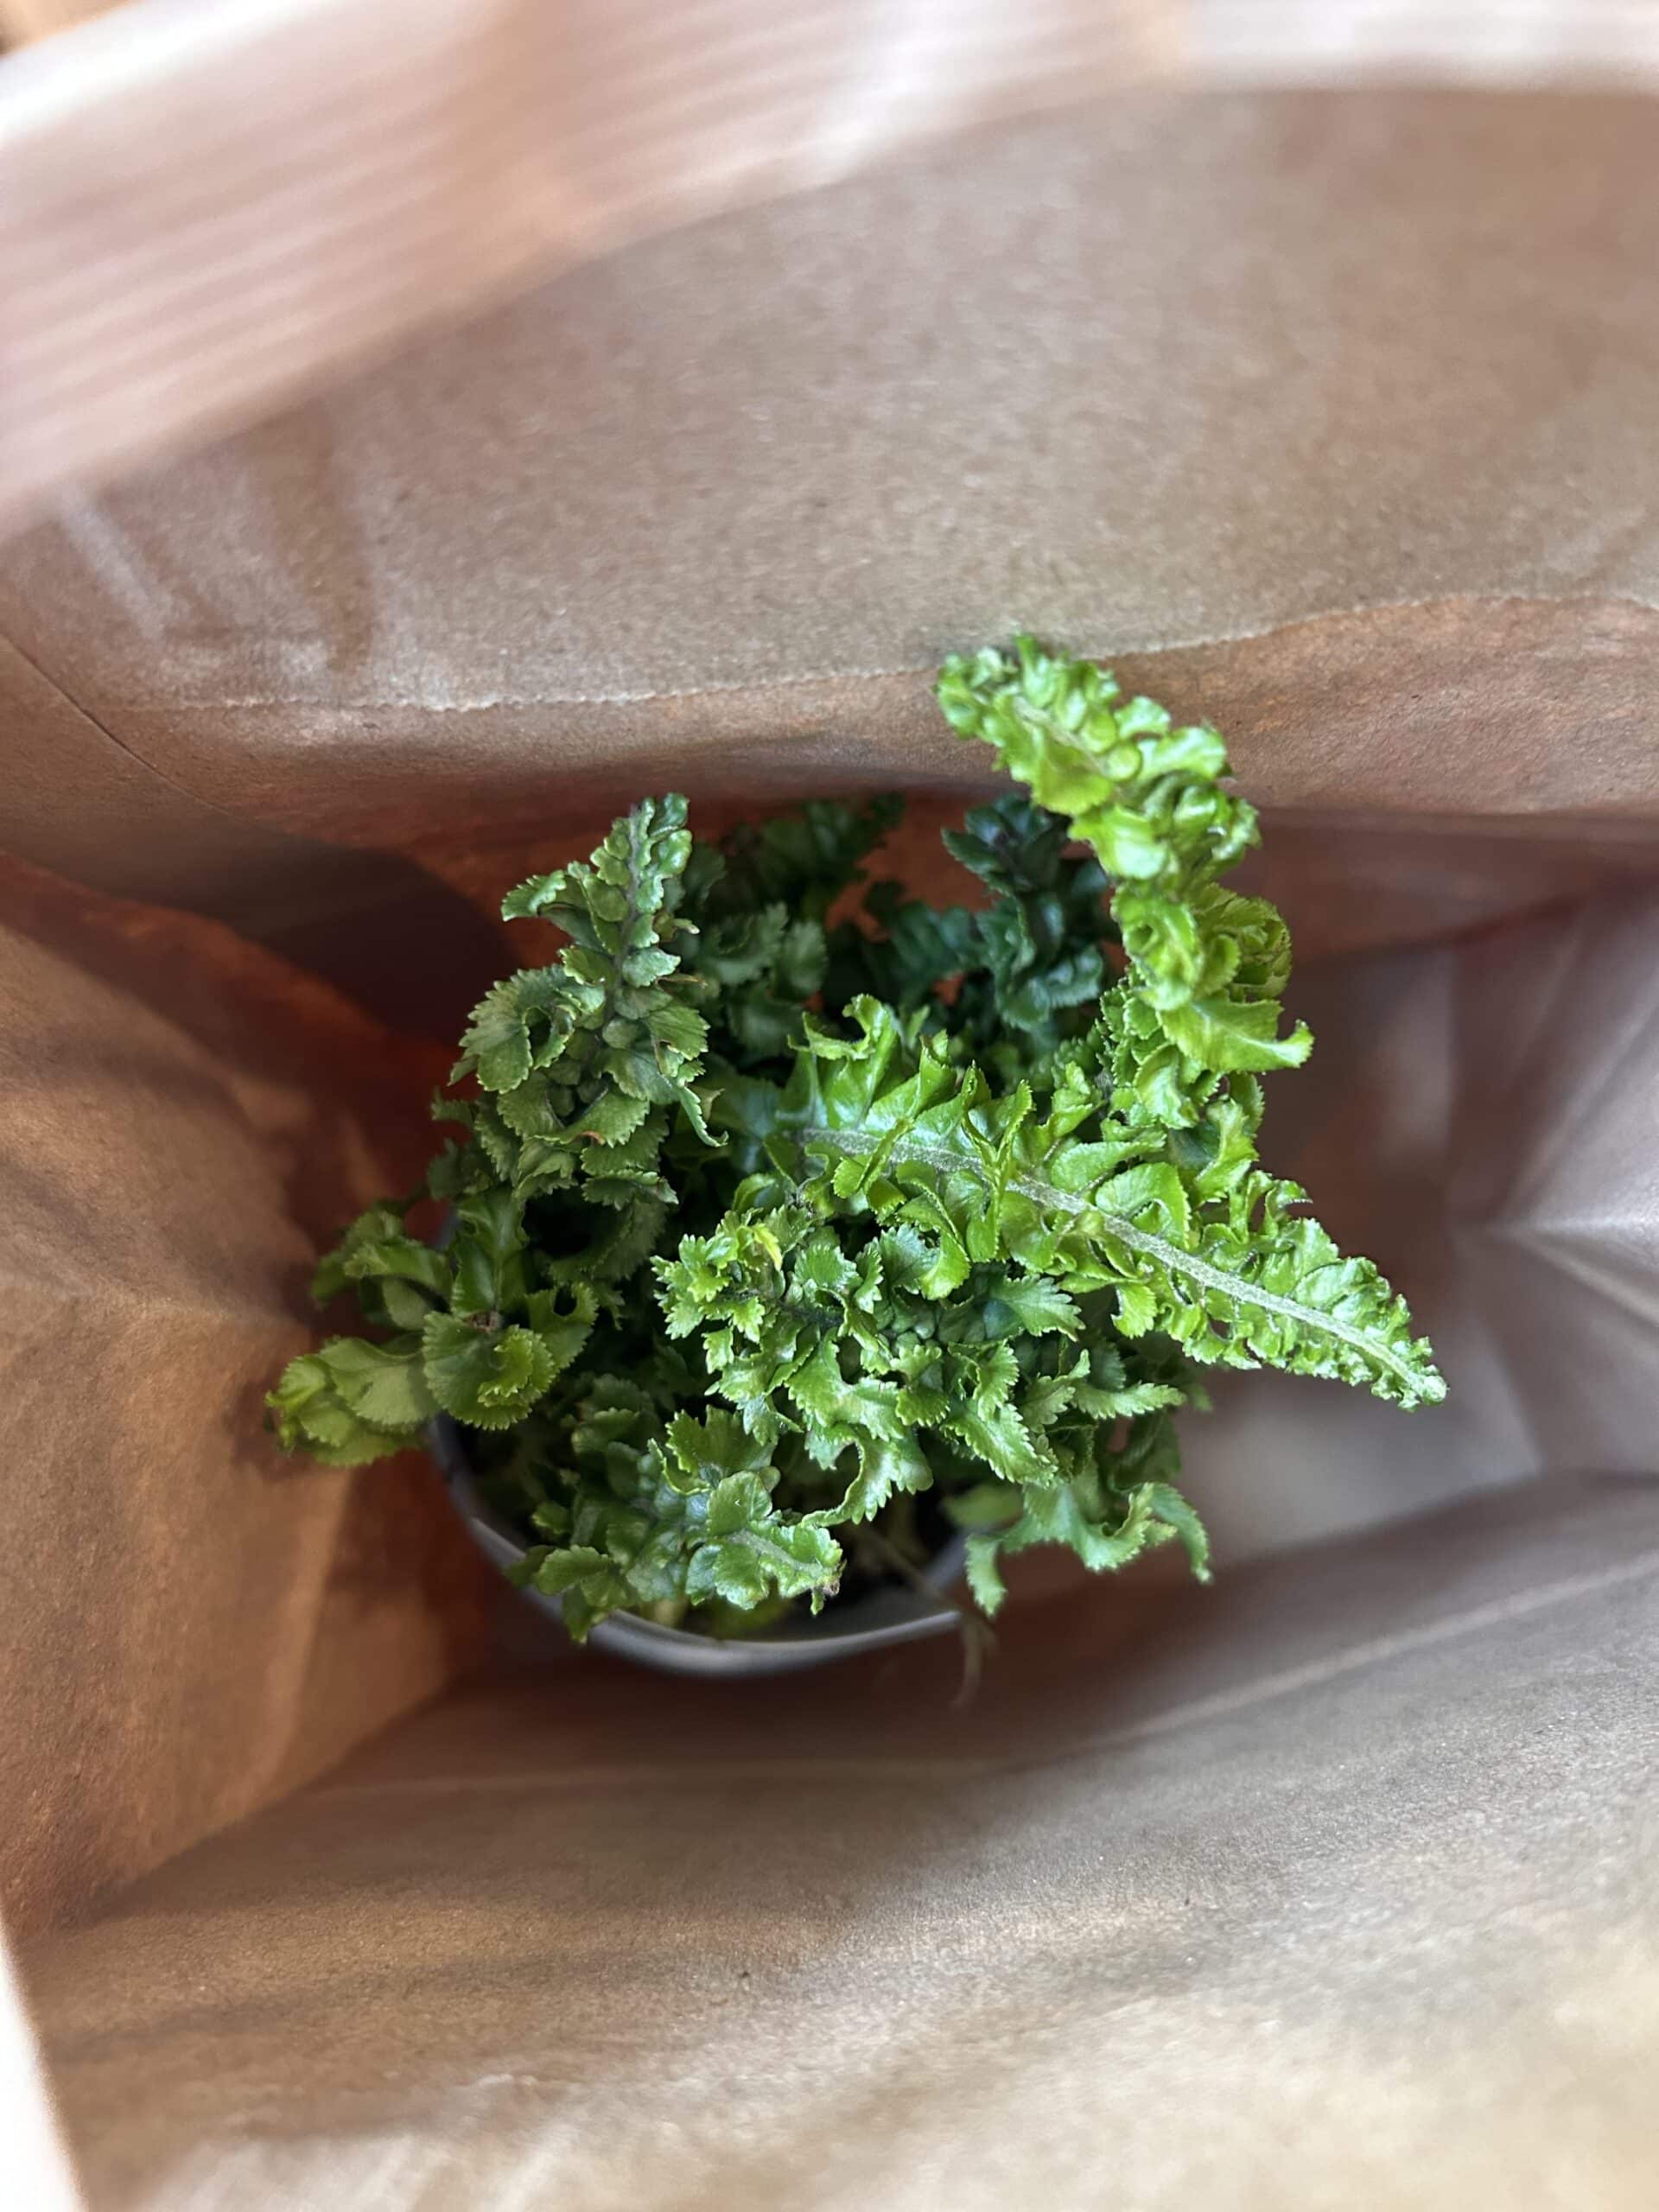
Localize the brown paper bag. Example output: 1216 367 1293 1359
2 6 1656 2207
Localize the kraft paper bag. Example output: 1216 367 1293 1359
2 3 1656 2207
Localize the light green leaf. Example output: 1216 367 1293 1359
422 1314 556 1429
707 1471 772 1538
266 1340 425 1465
964 1536 1007 1616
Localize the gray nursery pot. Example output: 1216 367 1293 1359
429 1414 969 1678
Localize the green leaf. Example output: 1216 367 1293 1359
707 1471 772 1538
448 1187 527 1315
936 793 1114 1063
944 1481 1023 1534
523 1544 609 1596
266 1339 427 1465
964 1536 1007 1615
697 995 1442 1410
696 795 902 926
422 1314 556 1429
309 1203 407 1306
454 969 584 1093
687 1522 842 1609
686 1541 773 1608
1147 1483 1212 1580
976 1273 1081 1340
1160 994 1313 1075
524 1285 597 1376
454 799 715 1213
663 1408 774 1491
319 1337 435 1431
823 885 979 1015
937 639 1309 1076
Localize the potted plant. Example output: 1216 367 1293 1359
269 639 1443 1672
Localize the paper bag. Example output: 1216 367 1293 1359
1 6 1655 2207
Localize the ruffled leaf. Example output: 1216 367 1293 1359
422 1314 556 1430
266 1338 430 1465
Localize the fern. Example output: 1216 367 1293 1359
269 640 1443 1636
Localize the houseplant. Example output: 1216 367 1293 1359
269 639 1443 1655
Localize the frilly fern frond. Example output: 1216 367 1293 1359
699 997 1442 1408
938 637 1312 1076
